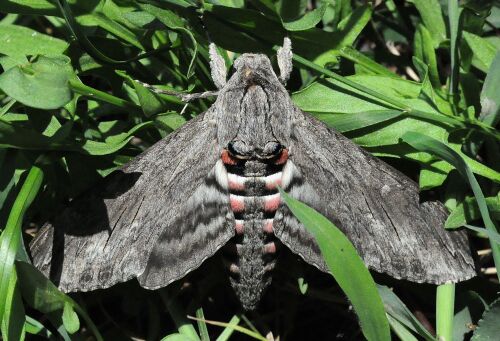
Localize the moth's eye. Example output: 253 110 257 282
258 141 283 159
228 140 252 159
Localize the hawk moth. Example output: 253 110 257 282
30 38 476 311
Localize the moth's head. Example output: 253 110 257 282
209 38 293 91
209 38 295 152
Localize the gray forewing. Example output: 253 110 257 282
30 112 234 292
273 109 477 284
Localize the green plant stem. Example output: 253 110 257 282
436 284 455 341
69 79 140 110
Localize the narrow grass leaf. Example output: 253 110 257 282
448 0 461 96
401 131 500 282
1 269 25 341
0 24 68 57
195 307 210 341
339 46 398 78
16 261 103 341
386 315 419 341
280 189 390 341
480 51 500 126
189 316 267 341
0 166 43 326
376 285 434 341
412 0 446 47
463 32 499 73
464 225 500 244
25 316 51 337
215 315 240 341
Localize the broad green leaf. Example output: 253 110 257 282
313 110 402 133
278 0 328 31
419 160 451 190
155 112 187 133
377 285 434 341
446 196 500 229
133 81 165 117
280 190 390 341
401 132 500 282
62 301 80 334
0 55 73 109
411 0 446 47
463 32 499 73
454 291 487 341
471 297 500 340
292 75 437 114
1 0 100 16
480 51 500 126
0 24 68 57
0 166 43 329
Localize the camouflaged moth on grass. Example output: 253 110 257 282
30 38 476 311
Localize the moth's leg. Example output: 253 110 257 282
277 37 292 84
134 80 219 102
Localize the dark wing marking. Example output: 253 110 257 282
30 112 235 292
273 109 477 284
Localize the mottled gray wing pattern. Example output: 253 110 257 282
30 112 235 292
273 109 477 284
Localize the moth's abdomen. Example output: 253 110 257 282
219 149 290 310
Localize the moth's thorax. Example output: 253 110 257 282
217 148 292 310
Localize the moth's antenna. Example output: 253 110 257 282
196 7 227 90
277 37 293 85
209 44 227 90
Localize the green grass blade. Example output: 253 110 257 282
279 189 390 341
189 315 267 341
215 315 240 341
195 307 210 341
436 284 455 341
0 166 43 327
447 0 461 97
